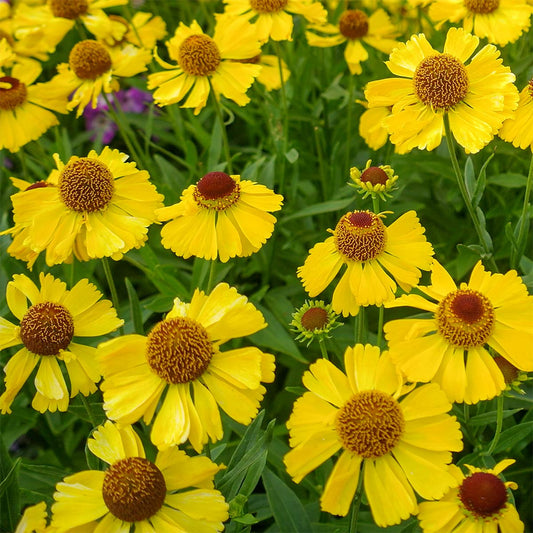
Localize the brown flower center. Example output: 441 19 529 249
336 390 404 458
436 289 495 348
334 211 387 262
464 0 499 14
146 317 213 384
250 0 288 13
59 157 115 212
178 34 221 77
102 457 166 523
69 40 112 80
339 10 369 40
360 166 388 186
0 76 27 111
50 0 88 19
301 307 329 331
493 356 519 385
413 54 469 110
459 472 507 518
193 172 241 211
20 302 74 356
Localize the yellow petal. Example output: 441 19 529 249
320 451 362 516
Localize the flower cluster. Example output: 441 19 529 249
0 1 531 532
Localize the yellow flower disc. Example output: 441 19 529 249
336 390 404 458
413 54 469 110
20 302 74 356
459 472 507 518
146 317 213 384
102 457 166 522
193 171 241 211
464 0 500 14
0 77 27 111
250 0 288 13
436 288 495 348
69 40 112 80
178 35 221 77
339 10 369 40
59 158 115 212
50 0 88 19
333 211 387 262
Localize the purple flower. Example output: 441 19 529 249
83 87 154 144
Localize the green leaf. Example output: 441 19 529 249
262 468 314 533
464 156 475 201
218 413 274 500
494 421 533 454
472 153 493 207
249 305 305 362
0 436 20 532
282 197 353 222
285 148 299 164
468 409 523 427
487 173 527 188
125 277 144 334
207 117 223 170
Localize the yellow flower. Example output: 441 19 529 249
14 502 48 533
2 147 164 266
89 10 167 49
418 459 524 533
284 344 463 525
0 51 68 152
0 273 123 414
349 159 399 201
98 283 276 452
49 38 151 117
157 171 283 263
297 210 434 317
358 104 391 151
384 260 533 404
248 53 291 91
15 0 129 49
222 0 327 42
306 8 399 75
365 27 519 154
50 421 229 533
499 78 533 150
148 18 262 115
428 0 533 47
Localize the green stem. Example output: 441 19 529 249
371 194 380 214
486 394 504 456
345 74 355 174
356 307 365 345
318 337 329 360
376 306 384 348
207 259 217 293
208 79 233 173
348 463 365 533
80 394 97 428
102 93 145 168
443 114 498 271
101 257 123 334
273 41 289 196
511 151 533 269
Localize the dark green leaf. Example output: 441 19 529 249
125 277 144 334
262 468 314 533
